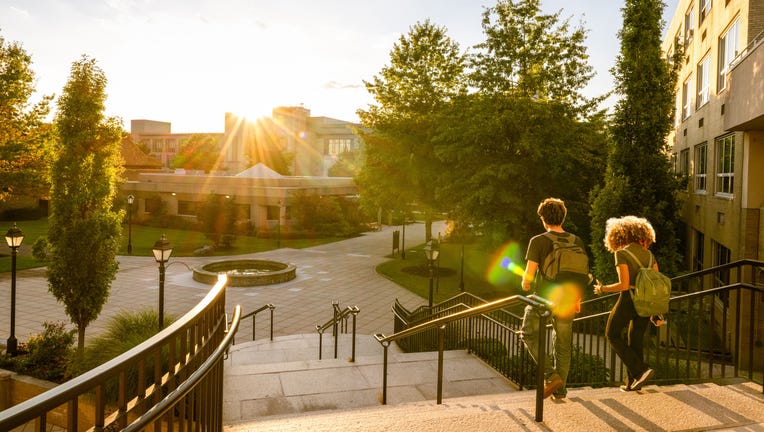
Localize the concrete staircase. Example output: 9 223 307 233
223 334 764 432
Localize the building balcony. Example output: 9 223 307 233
724 31 764 131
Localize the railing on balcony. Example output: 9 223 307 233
0 274 240 432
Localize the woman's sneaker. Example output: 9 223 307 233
631 368 654 390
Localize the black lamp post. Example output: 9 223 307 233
152 234 173 331
424 240 440 308
5 223 24 356
127 195 134 255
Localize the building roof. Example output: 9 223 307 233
121 137 164 169
234 163 284 178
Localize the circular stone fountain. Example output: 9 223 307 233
192 259 296 287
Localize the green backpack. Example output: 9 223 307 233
622 248 671 317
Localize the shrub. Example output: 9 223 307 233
2 321 76 383
32 236 50 261
69 310 175 402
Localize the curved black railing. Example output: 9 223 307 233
0 274 237 432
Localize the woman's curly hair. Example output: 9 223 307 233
604 215 656 252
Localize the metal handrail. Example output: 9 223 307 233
232 303 275 344
0 274 233 431
316 304 360 361
123 304 242 431
375 294 552 422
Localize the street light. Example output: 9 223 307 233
127 195 134 255
152 234 173 331
423 239 440 308
4 223 24 356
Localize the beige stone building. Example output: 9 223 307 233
663 0 764 268
663 0 763 370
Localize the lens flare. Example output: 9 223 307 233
486 241 525 287
546 282 583 319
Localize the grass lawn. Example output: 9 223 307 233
0 218 345 272
376 240 523 303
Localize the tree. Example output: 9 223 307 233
357 20 467 240
470 0 596 110
171 133 223 172
433 0 606 245
47 56 124 353
589 0 684 280
0 33 54 203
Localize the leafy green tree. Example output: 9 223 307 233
328 150 364 177
589 0 684 280
471 0 595 110
171 133 222 172
357 19 467 240
48 56 124 353
199 194 236 248
0 33 55 203
433 0 606 245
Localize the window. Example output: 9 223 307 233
153 139 163 152
696 55 710 107
713 240 731 305
267 205 280 221
715 134 734 196
167 139 177 152
685 4 695 44
682 77 693 119
718 19 740 92
178 200 198 216
328 138 354 156
694 142 707 192
693 230 704 271
145 197 162 214
679 148 690 177
699 0 711 24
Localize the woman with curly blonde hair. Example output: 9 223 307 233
593 216 658 391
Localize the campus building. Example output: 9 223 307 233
663 0 763 267
124 107 362 232
663 0 764 369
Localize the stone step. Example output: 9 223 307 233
223 381 764 432
223 334 516 423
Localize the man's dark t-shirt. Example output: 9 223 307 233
525 231 589 300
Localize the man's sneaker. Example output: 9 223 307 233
551 390 567 400
543 374 563 399
631 368 654 390
619 378 643 392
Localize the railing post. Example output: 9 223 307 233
350 307 359 363
252 313 257 341
269 304 275 341
379 337 389 405
437 325 445 404
317 328 324 360
535 311 548 422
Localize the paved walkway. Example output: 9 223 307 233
0 222 444 348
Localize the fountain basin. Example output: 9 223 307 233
193 259 296 287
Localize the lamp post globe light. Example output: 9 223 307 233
127 195 134 255
152 234 172 331
5 223 24 356
424 239 440 308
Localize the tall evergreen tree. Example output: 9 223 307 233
48 56 124 353
589 0 684 280
0 33 54 203
357 20 467 240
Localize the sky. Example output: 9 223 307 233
1 0 679 133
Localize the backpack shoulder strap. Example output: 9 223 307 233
622 247 647 269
